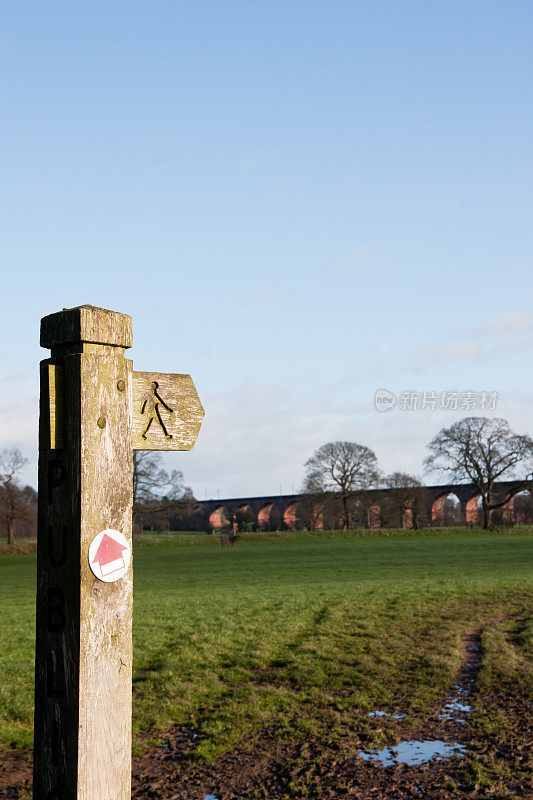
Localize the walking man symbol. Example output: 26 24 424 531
140 381 174 440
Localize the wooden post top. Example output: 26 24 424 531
40 305 133 350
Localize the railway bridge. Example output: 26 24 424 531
198 481 531 531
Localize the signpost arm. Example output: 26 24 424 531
34 305 134 800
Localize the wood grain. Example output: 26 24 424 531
40 305 132 349
76 347 133 800
34 306 133 800
35 305 205 799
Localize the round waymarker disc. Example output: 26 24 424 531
88 529 131 582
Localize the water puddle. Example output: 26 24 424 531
438 682 472 724
359 628 484 771
359 739 466 767
367 710 406 720
439 698 471 723
204 795 220 800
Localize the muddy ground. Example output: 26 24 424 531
1 626 531 799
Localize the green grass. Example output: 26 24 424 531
0 529 531 759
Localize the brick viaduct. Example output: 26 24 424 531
198 481 530 531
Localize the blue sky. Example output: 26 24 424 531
1 1 532 497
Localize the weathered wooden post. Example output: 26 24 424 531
34 305 204 800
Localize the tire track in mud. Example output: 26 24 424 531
1 614 529 800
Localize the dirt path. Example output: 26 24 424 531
1 618 531 799
128 618 531 799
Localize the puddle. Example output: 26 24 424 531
439 698 471 722
359 739 466 767
368 710 406 720
204 796 220 800
437 662 474 726
438 682 472 724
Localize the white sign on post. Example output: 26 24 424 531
88 530 131 582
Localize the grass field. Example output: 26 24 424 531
0 528 531 768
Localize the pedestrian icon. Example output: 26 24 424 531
131 371 204 452
140 381 173 441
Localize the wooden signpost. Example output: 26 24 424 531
33 305 204 800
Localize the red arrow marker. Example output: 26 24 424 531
88 529 131 582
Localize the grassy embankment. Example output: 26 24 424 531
0 527 531 762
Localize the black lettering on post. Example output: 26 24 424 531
48 524 68 567
47 588 66 633
47 458 66 504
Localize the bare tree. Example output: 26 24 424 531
298 481 359 530
132 451 194 533
424 417 533 529
303 441 380 529
0 448 29 544
133 452 167 507
297 489 329 530
381 472 426 529
233 507 254 533
512 490 533 524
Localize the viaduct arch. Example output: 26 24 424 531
200 480 527 531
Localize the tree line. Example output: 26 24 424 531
0 448 196 544
0 449 37 543
301 417 533 531
1 416 532 543
123 415 533 533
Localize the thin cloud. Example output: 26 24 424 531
475 311 533 337
320 243 377 274
416 341 482 365
415 311 533 365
